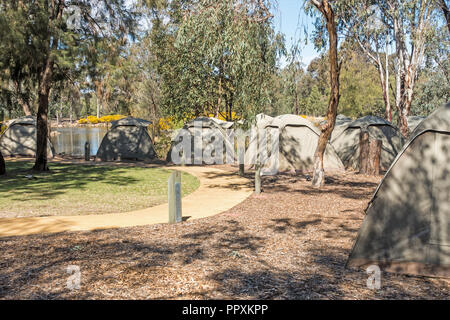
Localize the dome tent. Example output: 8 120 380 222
276 114 344 172
95 117 156 162
330 115 404 171
166 117 235 165
347 104 450 278
319 114 352 128
245 114 344 173
243 113 282 169
0 116 54 158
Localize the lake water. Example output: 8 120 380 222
50 127 108 156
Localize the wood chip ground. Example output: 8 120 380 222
1 168 448 299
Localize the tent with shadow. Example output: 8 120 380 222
347 103 450 278
95 117 156 162
330 115 404 171
245 114 344 173
167 117 235 165
276 114 345 172
0 116 54 158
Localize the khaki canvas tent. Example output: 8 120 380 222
245 114 344 173
331 115 404 171
96 117 156 162
167 117 235 165
347 104 450 278
319 114 352 128
0 116 54 158
407 115 426 133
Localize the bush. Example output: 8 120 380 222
78 115 126 124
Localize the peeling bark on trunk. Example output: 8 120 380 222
359 131 381 175
390 0 429 137
0 150 5 175
311 0 340 188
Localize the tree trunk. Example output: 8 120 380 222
368 139 382 175
18 97 32 116
359 131 381 175
0 150 5 175
33 57 53 172
441 0 450 33
14 82 32 116
377 62 391 123
383 38 391 122
359 131 369 174
311 0 340 188
69 104 73 124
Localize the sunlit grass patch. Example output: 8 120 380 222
0 161 200 218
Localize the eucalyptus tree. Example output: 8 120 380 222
150 0 283 123
0 1 137 171
306 0 341 188
339 0 444 136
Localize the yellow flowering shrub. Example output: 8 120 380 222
0 124 6 135
149 116 175 131
78 115 126 124
99 115 126 122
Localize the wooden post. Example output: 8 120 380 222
84 142 90 161
169 171 182 224
359 130 381 175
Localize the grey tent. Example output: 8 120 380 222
244 114 282 169
347 104 450 278
407 115 426 133
277 114 345 172
167 117 235 164
331 115 404 171
319 114 353 128
245 114 344 173
0 116 54 158
95 117 156 162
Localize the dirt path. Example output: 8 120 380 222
0 165 253 237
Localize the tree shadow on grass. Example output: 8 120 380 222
0 160 145 201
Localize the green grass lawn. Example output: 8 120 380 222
0 161 200 218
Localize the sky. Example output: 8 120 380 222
271 1 320 68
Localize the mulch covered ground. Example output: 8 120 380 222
0 169 448 299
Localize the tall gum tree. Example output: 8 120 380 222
309 0 341 188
